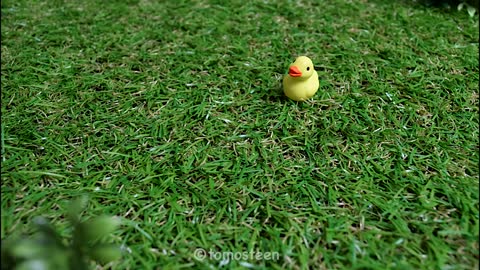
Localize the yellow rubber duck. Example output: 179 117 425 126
283 56 319 101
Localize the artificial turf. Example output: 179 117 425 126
1 0 479 269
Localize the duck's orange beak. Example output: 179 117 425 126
288 66 302 77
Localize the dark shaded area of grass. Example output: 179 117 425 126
424 0 479 6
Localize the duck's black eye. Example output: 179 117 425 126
307 67 310 71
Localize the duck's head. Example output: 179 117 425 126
287 56 315 80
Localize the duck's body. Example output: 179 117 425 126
282 56 319 101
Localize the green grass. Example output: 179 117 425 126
1 0 478 269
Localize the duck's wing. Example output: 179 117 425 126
306 73 320 98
